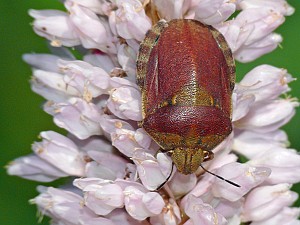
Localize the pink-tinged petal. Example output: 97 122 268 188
83 52 118 74
31 79 70 103
128 38 146 54
156 152 174 177
83 183 124 215
23 53 61 73
143 192 165 214
31 70 67 94
234 33 283 63
124 186 149 217
184 195 227 225
212 163 271 202
232 130 288 159
72 135 114 153
232 93 255 122
197 2 236 25
115 178 148 191
110 76 139 89
150 198 181 225
7 154 68 182
69 0 114 15
66 3 117 53
107 209 151 225
214 198 244 219
117 44 138 81
110 0 151 41
74 177 111 190
79 217 115 225
31 187 96 223
237 65 294 102
183 174 214 202
23 47 76 72
99 116 134 138
236 8 284 46
107 86 142 121
248 147 300 184
214 19 250 53
152 0 190 20
45 98 103 139
217 7 285 62
93 184 124 206
58 60 111 98
239 0 295 16
85 161 119 180
32 131 86 176
184 153 237 201
107 121 157 157
236 98 298 132
123 186 164 220
242 183 298 222
203 150 237 172
31 69 79 102
48 44 77 59
250 207 300 225
169 173 197 198
132 151 172 191
111 128 140 157
192 0 223 19
29 9 80 47
134 128 152 150
226 215 241 225
86 150 128 180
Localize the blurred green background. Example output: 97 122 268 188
0 1 299 224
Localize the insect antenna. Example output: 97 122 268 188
200 165 240 188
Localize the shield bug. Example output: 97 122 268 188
136 19 235 177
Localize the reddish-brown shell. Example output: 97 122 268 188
136 19 235 174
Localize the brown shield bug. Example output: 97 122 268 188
136 19 237 185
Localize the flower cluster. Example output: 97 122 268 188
7 0 300 225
